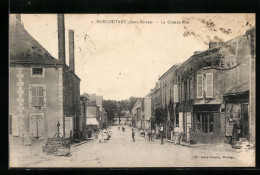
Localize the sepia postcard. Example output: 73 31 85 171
9 13 255 168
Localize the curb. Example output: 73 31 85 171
71 140 91 147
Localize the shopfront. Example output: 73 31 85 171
192 104 225 144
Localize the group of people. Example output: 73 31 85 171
98 128 112 143
131 123 183 145
131 123 164 144
118 125 125 132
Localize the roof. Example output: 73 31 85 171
176 47 221 71
225 81 249 96
9 17 62 65
159 64 178 80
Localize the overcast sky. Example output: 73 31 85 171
19 14 254 100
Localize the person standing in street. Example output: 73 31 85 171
132 128 135 142
152 128 155 141
147 127 152 142
159 123 164 144
174 124 180 145
118 125 120 131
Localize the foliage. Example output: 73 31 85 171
155 107 167 124
103 97 140 123
103 100 119 122
168 99 174 122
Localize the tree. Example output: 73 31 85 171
155 107 167 124
103 100 119 123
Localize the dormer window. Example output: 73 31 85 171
31 68 45 77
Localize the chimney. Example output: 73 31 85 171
209 42 223 49
57 14 66 64
69 30 75 72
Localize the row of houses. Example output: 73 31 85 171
132 27 255 145
9 14 107 142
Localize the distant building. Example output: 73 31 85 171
9 14 81 139
81 93 107 130
131 97 151 130
158 64 179 139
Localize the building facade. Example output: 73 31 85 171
173 27 255 144
159 65 179 139
9 14 81 139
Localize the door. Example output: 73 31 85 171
30 114 44 138
241 104 249 141
12 115 19 136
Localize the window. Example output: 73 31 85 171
30 113 44 137
197 75 203 98
206 73 213 98
196 114 213 133
174 85 178 102
31 68 45 77
29 85 46 107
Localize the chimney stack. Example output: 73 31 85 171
69 30 75 72
57 14 66 64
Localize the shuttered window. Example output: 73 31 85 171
30 114 44 137
206 73 213 98
174 85 178 102
197 75 203 98
30 85 46 107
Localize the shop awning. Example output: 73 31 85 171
86 118 98 125
194 99 222 105
224 81 249 96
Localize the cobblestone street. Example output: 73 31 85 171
9 126 255 167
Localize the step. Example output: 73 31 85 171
239 138 247 142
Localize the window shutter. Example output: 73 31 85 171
37 115 44 136
38 86 44 106
197 75 203 98
43 87 46 106
174 85 178 102
190 78 193 99
187 79 190 99
31 116 37 137
206 73 213 98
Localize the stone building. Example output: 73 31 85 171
131 99 142 129
149 82 161 135
174 27 255 144
158 64 179 139
9 14 81 140
81 93 107 130
131 96 151 130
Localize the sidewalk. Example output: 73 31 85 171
165 139 236 150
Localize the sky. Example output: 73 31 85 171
18 14 255 100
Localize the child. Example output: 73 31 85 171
132 128 135 142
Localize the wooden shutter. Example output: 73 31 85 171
190 78 193 99
206 73 213 98
38 86 44 106
197 75 203 98
174 85 178 102
37 115 44 136
30 115 44 137
31 86 37 106
30 116 37 137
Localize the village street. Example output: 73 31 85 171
9 125 255 167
